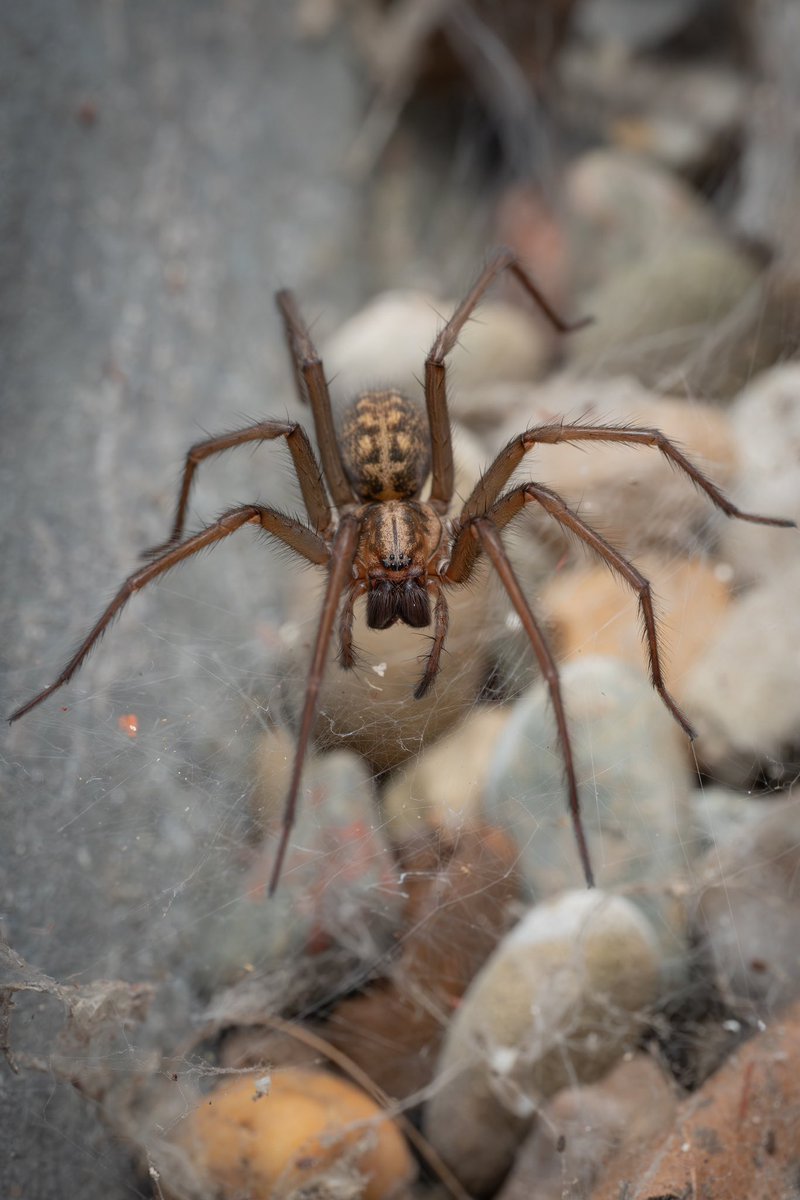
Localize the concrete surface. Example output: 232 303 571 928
1 1 369 1193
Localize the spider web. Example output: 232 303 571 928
5 415 798 1197
4 2 800 1197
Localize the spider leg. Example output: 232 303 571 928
413 584 449 699
425 249 590 511
269 513 362 895
8 506 328 724
468 517 594 889
490 481 696 739
276 289 355 510
338 580 367 669
457 420 799 531
142 420 333 558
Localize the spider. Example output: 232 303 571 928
9 249 795 894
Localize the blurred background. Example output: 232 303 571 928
2 1 800 1195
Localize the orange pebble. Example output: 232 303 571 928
542 557 730 702
174 1066 415 1200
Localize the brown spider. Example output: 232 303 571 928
9 250 795 893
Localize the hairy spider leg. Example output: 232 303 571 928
449 420 796 587
142 420 333 559
8 506 328 725
268 513 361 894
467 517 594 888
459 421 800 528
413 583 450 700
424 248 592 512
276 288 355 509
440 420 796 886
491 481 695 737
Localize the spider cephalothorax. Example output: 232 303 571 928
9 249 795 895
356 495 444 628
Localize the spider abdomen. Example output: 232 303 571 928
340 390 430 502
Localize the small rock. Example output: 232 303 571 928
496 1053 678 1200
734 1 800 263
423 890 664 1196
381 706 510 842
322 290 551 421
592 996 800 1200
566 148 716 294
687 783 775 851
168 1067 416 1200
493 185 574 309
562 47 745 181
682 563 800 786
567 235 761 396
541 556 731 709
574 0 724 51
719 362 800 583
484 656 695 900
690 792 800 1018
276 562 493 773
658 265 800 400
486 376 738 559
194 748 405 993
322 825 521 1100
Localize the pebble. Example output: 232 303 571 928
276 561 493 773
562 46 745 181
689 791 800 1019
681 563 800 787
484 656 695 901
492 184 574 308
496 1053 677 1200
381 706 510 843
485 376 738 559
322 289 551 418
193 746 405 995
169 1066 416 1200
592 995 800 1200
565 148 716 294
567 234 761 396
423 889 664 1196
574 0 723 52
719 362 800 583
321 825 521 1100
541 555 730 708
687 783 776 852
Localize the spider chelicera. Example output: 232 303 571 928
9 250 795 892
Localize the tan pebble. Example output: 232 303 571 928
323 290 550 415
720 361 800 582
382 706 510 842
172 1067 415 1200
682 563 800 785
567 236 760 396
489 377 738 558
280 568 494 773
424 890 663 1195
250 725 294 830
542 556 730 706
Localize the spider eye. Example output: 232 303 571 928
398 580 430 628
366 581 397 630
